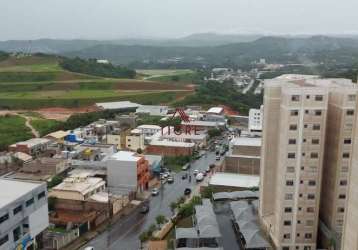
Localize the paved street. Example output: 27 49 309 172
82 151 220 250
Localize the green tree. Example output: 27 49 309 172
155 215 167 226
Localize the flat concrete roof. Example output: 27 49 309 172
209 173 259 188
96 101 141 110
231 137 261 147
0 178 43 208
150 140 195 148
110 151 140 162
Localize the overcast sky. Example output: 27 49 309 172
1 0 358 40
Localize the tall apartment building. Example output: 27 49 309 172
0 178 49 250
341 93 358 250
259 75 328 250
259 75 358 250
318 79 358 249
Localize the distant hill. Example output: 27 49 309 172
2 35 358 67
61 36 358 66
0 33 262 54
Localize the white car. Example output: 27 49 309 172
193 170 199 175
151 188 159 196
84 247 94 250
196 173 204 182
163 173 169 178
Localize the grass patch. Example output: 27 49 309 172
30 119 64 137
0 91 189 109
0 115 33 151
163 155 192 172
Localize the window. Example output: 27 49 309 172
308 166 317 172
302 152 306 156
303 138 307 143
305 233 313 239
314 110 322 116
304 124 308 128
127 138 131 141
13 227 21 241
344 138 352 144
285 194 293 200
0 213 9 224
26 198 34 207
0 235 8 246
337 207 345 213
340 180 348 186
306 220 314 226
289 124 297 130
307 207 315 213
283 248 290 250
286 180 294 186
291 95 300 101
305 110 309 114
13 205 22 215
284 207 292 213
284 220 291 226
313 124 320 130
307 194 315 200
308 180 316 186
297 220 301 224
287 166 295 173
38 191 46 200
315 95 323 101
343 153 350 158
347 110 354 116
288 139 296 144
304 247 312 250
291 110 299 116
283 233 291 239
306 95 310 99
288 153 296 159
348 94 356 102
312 139 319 144
339 194 346 199
310 153 318 159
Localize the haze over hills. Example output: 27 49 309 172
1 35 358 67
0 33 262 53
62 36 358 66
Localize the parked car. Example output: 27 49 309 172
163 173 169 178
168 176 174 183
184 188 192 195
216 155 220 161
205 168 210 173
151 188 159 196
84 247 95 250
196 173 204 182
140 204 150 214
193 170 199 175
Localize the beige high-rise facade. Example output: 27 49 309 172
259 75 358 250
341 93 358 250
318 80 358 249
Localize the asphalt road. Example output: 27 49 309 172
82 150 220 250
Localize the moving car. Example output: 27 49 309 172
193 170 199 175
184 188 192 195
216 155 220 161
151 188 159 196
84 247 94 250
182 163 190 171
196 173 204 182
140 204 150 214
168 176 174 183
